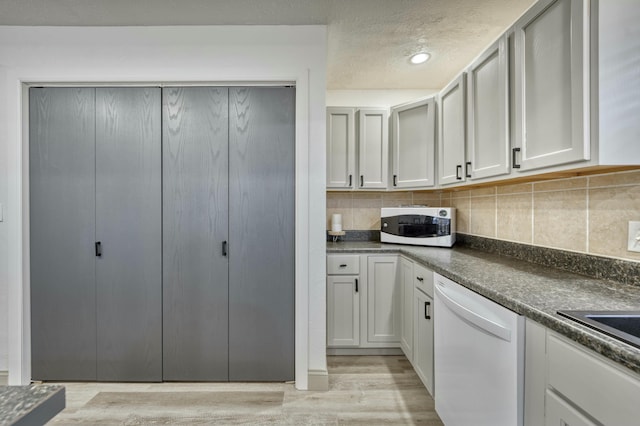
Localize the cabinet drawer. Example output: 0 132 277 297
327 255 360 275
413 263 433 297
547 333 640 425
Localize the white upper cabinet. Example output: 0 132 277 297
438 74 467 185
391 98 436 189
513 0 590 171
358 108 389 189
326 107 356 189
467 35 510 180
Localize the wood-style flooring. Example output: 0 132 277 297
48 356 443 425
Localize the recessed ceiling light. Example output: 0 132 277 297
410 52 430 64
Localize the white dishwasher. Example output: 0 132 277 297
434 273 524 426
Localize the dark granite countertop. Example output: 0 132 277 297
0 385 65 425
327 241 640 375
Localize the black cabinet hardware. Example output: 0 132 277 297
512 147 521 169
348 174 352 187
95 241 102 257
425 301 431 320
360 175 364 187
339 264 347 268
222 240 228 257
393 174 398 186
456 165 463 180
355 278 359 293
416 276 424 282
465 161 472 178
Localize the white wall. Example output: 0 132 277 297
0 25 327 388
327 89 438 108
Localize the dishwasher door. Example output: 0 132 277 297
434 273 524 426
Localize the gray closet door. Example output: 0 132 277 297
162 87 230 381
229 87 295 381
95 88 162 381
30 88 97 381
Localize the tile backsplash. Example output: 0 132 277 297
327 169 640 262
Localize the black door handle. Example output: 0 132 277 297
95 241 102 257
465 161 472 178
393 174 398 186
355 278 358 293
360 175 364 187
222 241 228 257
348 174 352 187
512 147 521 169
425 301 431 320
456 164 463 180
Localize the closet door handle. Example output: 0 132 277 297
465 161 472 178
222 241 228 257
456 165 463 180
512 147 521 169
95 241 102 257
355 278 359 293
425 301 431 320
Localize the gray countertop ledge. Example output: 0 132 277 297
0 385 65 425
327 242 640 375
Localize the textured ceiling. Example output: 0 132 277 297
0 0 536 89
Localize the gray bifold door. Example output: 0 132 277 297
163 87 295 381
31 86 293 382
30 87 162 381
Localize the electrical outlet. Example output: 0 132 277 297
628 221 640 253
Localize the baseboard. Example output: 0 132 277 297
0 371 8 386
307 369 329 391
327 347 404 356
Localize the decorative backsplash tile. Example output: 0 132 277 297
327 169 640 262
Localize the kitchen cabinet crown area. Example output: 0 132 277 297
326 0 640 192
30 86 295 382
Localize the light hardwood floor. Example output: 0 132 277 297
48 356 443 425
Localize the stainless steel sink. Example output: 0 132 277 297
557 310 640 349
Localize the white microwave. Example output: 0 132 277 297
380 207 456 247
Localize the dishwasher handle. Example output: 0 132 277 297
435 282 512 342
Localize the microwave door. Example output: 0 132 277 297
383 215 440 238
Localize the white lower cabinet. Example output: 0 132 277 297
327 254 400 349
546 333 640 426
365 256 401 345
413 287 434 396
545 390 597 426
327 275 360 347
399 257 414 361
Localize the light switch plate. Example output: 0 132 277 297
628 221 640 252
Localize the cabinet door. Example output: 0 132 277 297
467 36 510 180
327 107 356 189
30 87 97 381
327 276 360 347
391 98 436 188
399 258 414 360
413 289 434 396
162 87 230 381
95 88 162 382
514 0 590 171
229 87 295 381
366 256 400 343
438 74 467 185
358 108 389 189
546 390 598 426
